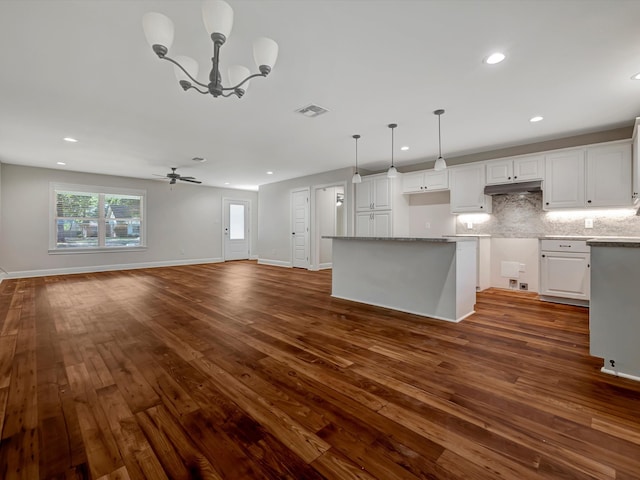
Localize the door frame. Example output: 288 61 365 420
311 181 348 271
222 197 252 261
290 187 310 269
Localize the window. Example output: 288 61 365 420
51 184 145 252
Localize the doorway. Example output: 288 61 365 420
313 183 346 269
291 188 310 269
223 198 250 261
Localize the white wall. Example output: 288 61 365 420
258 167 353 266
0 164 258 276
408 191 456 238
489 238 539 292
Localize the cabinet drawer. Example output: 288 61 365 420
540 240 590 253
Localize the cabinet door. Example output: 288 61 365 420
372 211 392 237
514 155 544 182
634 121 640 202
450 164 491 213
355 180 372 210
372 176 392 210
586 143 632 207
424 169 449 190
543 149 585 209
486 159 513 184
356 212 372 236
402 172 425 193
540 251 590 300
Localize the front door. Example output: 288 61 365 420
223 199 250 261
291 188 310 269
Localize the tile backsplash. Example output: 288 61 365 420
456 192 640 237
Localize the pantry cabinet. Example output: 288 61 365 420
355 173 409 237
355 174 392 210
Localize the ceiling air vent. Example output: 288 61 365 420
295 103 329 118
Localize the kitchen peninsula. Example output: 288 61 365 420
326 237 477 322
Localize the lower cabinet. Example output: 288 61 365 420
356 211 392 237
539 240 590 305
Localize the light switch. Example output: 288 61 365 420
466 222 473 229
585 218 594 229
425 222 431 229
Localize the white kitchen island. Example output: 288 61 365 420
326 236 477 322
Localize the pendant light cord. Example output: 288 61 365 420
438 113 442 158
391 126 395 167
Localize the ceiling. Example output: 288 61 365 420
1 0 640 191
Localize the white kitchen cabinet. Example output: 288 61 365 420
543 142 632 210
356 174 392 211
356 211 392 237
402 169 448 193
539 240 590 305
633 118 640 204
585 143 632 207
543 149 585 209
485 155 544 185
449 164 492 213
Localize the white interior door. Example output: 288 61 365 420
291 188 310 269
223 199 250 261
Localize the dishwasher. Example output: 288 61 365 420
539 239 590 307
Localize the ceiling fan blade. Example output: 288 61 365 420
180 176 196 180
152 174 166 177
179 178 202 184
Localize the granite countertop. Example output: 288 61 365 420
323 236 476 242
445 234 492 237
586 238 640 248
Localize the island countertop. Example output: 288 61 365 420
586 238 640 248
322 236 476 242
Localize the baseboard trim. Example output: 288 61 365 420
3 257 224 279
600 367 640 383
318 262 332 270
257 259 292 268
539 295 589 307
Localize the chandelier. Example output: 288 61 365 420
142 0 279 99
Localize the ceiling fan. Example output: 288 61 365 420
156 167 202 185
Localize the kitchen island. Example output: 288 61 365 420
325 236 477 322
587 238 640 382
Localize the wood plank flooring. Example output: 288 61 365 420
1 261 639 479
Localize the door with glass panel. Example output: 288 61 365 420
223 199 250 261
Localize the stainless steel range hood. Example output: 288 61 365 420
484 180 542 195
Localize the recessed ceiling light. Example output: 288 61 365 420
484 52 506 65
57 162 66 165
401 146 409 151
631 73 640 80
529 116 544 123
63 137 78 143
224 182 230 185
266 171 273 175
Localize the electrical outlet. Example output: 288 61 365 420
519 282 528 291
466 222 473 229
509 279 517 289
425 222 431 229
585 218 594 229
519 263 526 273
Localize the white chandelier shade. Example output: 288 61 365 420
202 0 234 38
228 65 251 92
253 37 279 71
142 12 174 51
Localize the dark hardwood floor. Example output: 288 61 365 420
1 261 639 479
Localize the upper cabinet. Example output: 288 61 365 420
632 118 640 204
543 142 632 210
355 174 392 211
402 169 448 194
449 164 492 213
586 143 632 207
486 155 544 185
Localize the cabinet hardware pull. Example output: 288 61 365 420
587 200 592 204
559 244 571 247
514 176 517 179
545 202 549 205
508 176 511 180
541 254 546 258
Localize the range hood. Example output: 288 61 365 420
484 180 542 195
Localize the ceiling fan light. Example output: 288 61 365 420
352 172 362 184
434 156 447 171
202 0 234 38
253 37 279 71
387 165 398 178
228 65 251 90
142 12 174 50
173 55 199 83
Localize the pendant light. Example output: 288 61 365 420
387 123 398 178
351 134 362 184
434 109 447 171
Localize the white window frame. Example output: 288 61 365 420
49 183 147 254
